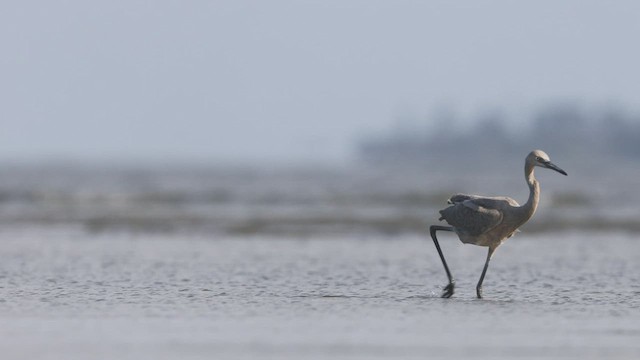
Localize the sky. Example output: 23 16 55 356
2 1 640 165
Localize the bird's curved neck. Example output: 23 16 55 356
520 162 540 221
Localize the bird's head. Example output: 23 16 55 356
528 150 567 176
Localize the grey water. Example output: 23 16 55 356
1 165 640 359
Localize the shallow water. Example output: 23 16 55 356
1 227 640 359
1 165 639 235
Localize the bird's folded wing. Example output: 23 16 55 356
448 193 475 204
440 200 503 236
449 194 519 208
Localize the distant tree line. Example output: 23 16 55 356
357 103 640 169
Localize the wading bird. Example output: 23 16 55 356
430 150 567 299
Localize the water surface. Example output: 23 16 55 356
1 227 639 359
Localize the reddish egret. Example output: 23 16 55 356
430 150 567 298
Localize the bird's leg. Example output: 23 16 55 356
476 246 497 299
429 225 455 298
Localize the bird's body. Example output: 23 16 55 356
429 150 567 299
439 194 521 247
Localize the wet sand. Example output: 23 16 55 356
1 227 639 359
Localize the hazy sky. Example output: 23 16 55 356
2 1 640 164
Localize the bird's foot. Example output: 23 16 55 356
441 282 455 298
476 287 483 299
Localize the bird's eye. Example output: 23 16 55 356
536 157 543 162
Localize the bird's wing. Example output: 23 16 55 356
448 193 519 207
447 193 475 204
439 196 511 236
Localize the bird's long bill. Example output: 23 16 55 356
545 161 568 176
